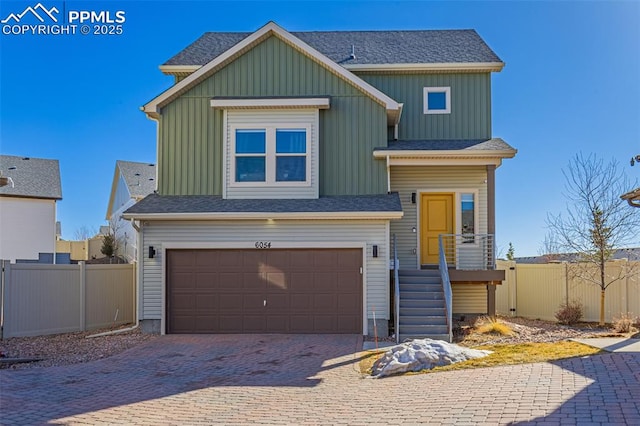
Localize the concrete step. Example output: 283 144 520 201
399 299 445 309
399 333 451 343
399 316 447 326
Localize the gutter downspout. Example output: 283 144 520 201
386 155 391 193
87 219 142 339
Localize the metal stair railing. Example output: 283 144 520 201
393 234 400 344
438 235 453 342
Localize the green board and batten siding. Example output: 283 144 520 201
358 73 492 141
157 35 388 197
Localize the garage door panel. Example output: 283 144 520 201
289 315 314 332
167 248 362 334
265 293 288 309
265 272 287 291
243 316 267 332
314 294 337 310
289 294 312 310
242 272 265 290
195 294 217 311
218 272 242 289
195 316 218 332
195 273 218 290
313 251 338 267
218 294 243 310
218 316 243 333
289 272 315 290
265 316 288 332
313 316 337 332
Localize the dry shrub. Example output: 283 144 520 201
612 313 639 333
474 316 513 336
555 300 584 325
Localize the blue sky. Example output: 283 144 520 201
1 0 638 256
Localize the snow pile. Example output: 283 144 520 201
370 339 491 378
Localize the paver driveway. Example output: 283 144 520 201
1 334 639 425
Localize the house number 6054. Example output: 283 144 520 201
255 241 272 249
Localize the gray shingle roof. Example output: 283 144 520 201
116 160 156 199
125 193 402 215
164 29 501 67
375 138 516 152
0 155 62 200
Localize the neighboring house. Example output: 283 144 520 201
0 155 62 263
621 187 640 208
124 22 516 340
515 248 640 264
106 160 156 261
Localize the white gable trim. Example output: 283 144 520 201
344 62 505 73
142 22 400 119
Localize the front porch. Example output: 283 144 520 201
392 233 503 343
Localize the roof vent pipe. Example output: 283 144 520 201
350 45 356 60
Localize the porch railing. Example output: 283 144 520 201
393 234 400 344
439 234 496 270
438 236 453 341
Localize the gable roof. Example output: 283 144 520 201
106 160 156 219
0 155 62 200
143 22 401 123
122 193 403 220
162 29 503 72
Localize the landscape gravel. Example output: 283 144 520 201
0 326 158 370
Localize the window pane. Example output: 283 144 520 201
276 156 306 182
236 130 266 154
461 194 475 235
236 157 265 182
276 129 306 153
428 92 447 110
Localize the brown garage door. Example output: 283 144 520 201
166 248 362 334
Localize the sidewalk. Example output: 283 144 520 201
571 337 640 353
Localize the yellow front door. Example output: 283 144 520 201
420 193 454 265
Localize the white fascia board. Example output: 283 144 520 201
210 97 330 109
122 211 403 221
386 157 505 167
344 62 505 73
143 22 400 117
158 65 201 75
374 149 517 160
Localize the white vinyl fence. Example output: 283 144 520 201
496 260 640 323
0 261 135 338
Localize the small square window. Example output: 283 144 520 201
424 87 451 114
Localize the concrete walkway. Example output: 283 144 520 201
1 334 639 425
571 337 640 353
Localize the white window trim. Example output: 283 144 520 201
457 191 479 245
423 87 451 115
229 124 312 188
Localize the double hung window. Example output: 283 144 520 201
233 126 309 185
